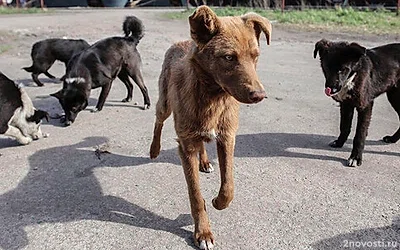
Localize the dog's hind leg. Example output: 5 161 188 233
32 58 56 85
44 71 56 79
149 94 171 159
383 87 400 143
127 66 151 109
31 73 44 87
117 69 133 103
178 139 214 249
330 101 355 148
4 125 32 145
199 142 214 173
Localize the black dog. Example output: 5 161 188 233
23 38 90 86
314 39 400 166
51 16 150 126
0 72 49 145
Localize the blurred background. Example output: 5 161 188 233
0 0 399 9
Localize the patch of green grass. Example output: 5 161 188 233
0 45 11 54
0 30 17 55
0 6 48 15
165 7 400 35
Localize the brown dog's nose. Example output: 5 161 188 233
249 90 266 103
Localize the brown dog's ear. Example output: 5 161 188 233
50 90 63 100
189 6 221 46
241 13 272 45
314 39 331 59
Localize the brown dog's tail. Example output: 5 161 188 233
122 16 144 45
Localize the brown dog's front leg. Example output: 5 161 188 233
212 135 235 210
178 139 214 249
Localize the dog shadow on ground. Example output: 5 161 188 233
104 100 150 110
0 136 193 250
17 77 63 87
312 217 400 250
30 93 147 129
30 95 128 128
233 133 400 166
1 133 399 249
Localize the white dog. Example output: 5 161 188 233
0 72 48 145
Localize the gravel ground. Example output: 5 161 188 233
0 8 399 250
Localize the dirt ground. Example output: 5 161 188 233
0 8 399 250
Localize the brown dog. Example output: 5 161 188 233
149 6 271 249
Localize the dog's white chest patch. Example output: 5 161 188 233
65 77 86 84
333 72 357 102
200 129 218 140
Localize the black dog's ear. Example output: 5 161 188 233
314 39 331 59
83 99 88 110
348 42 366 57
189 6 221 47
50 90 63 100
36 109 49 122
27 109 49 123
347 42 367 71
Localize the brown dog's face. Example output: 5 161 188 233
189 7 271 104
314 39 366 97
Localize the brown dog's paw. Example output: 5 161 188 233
195 231 214 250
149 142 160 159
199 161 214 173
212 196 232 210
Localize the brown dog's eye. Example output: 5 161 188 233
225 55 233 61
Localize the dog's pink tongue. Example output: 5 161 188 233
325 87 332 97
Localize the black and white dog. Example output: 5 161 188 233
23 38 90 86
314 39 400 166
0 72 49 145
51 16 151 126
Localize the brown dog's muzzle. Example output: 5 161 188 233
249 90 266 103
221 62 267 103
